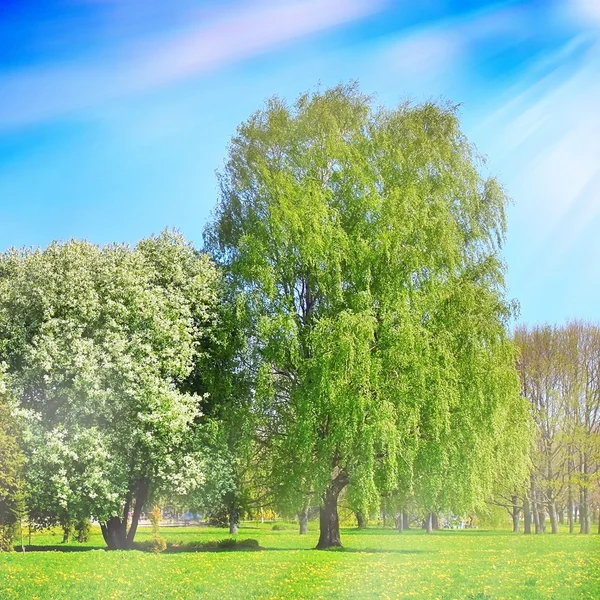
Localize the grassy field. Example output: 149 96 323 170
0 523 599 599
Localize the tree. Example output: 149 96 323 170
205 82 529 548
0 231 219 549
560 322 600 534
0 370 25 551
514 322 600 535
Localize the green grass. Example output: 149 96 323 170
1 523 599 599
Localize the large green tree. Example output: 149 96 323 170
206 83 528 548
0 231 219 549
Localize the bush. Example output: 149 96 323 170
0 523 19 552
135 536 167 553
151 536 167 553
214 537 259 550
75 519 91 543
175 538 261 552
146 505 166 553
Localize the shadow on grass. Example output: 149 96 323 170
260 546 432 554
159 538 263 553
320 548 432 554
16 545 106 553
341 527 512 537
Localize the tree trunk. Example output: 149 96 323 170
534 485 545 534
298 508 308 535
101 516 124 550
512 495 520 533
100 478 149 550
425 512 433 534
355 511 366 529
523 496 531 535
395 511 404 532
61 523 72 544
568 490 574 533
403 511 409 530
531 484 540 534
229 506 239 535
549 501 559 534
580 487 589 534
432 513 439 530
558 508 564 525
316 471 348 549
125 478 149 548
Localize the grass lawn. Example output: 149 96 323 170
0 523 599 599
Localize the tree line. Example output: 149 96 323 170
0 83 595 551
494 323 600 535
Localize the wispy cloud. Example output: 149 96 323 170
370 3 536 99
485 39 600 229
475 28 600 300
0 0 384 131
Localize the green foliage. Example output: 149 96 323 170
149 506 162 536
205 82 530 522
211 537 260 550
134 536 167 553
0 231 220 540
146 506 166 553
75 519 91 543
477 504 512 529
179 259 262 526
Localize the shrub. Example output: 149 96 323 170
214 537 259 550
135 537 167 553
147 505 166 553
0 523 19 552
151 536 167 554
75 519 91 543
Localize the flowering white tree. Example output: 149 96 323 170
0 231 219 549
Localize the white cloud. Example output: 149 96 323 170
571 0 600 25
0 0 384 131
381 28 461 80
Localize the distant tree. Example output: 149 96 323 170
0 232 219 549
205 82 529 548
559 322 600 534
514 321 600 535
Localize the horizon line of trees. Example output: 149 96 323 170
493 322 600 535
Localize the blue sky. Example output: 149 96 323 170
1 0 599 325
